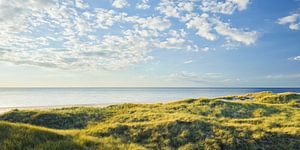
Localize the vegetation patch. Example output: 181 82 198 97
0 92 299 149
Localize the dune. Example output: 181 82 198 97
0 92 299 150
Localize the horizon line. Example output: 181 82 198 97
0 86 300 89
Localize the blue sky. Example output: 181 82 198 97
0 0 299 87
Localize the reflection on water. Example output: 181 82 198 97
0 87 299 107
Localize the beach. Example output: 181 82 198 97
0 103 110 114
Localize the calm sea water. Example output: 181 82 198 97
0 87 299 107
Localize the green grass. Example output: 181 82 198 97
0 92 299 150
0 121 84 150
0 107 111 129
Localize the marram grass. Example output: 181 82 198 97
0 92 299 150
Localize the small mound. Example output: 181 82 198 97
87 118 212 149
253 92 300 104
246 91 274 99
0 107 111 129
0 121 83 150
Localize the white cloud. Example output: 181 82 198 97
178 2 193 12
186 45 212 52
157 38 185 49
76 0 89 9
182 13 257 45
214 20 257 45
183 60 193 64
76 17 92 35
0 1 155 70
136 0 150 10
266 74 300 79
112 0 129 8
289 56 300 61
166 71 207 83
94 8 127 29
186 14 216 41
232 0 250 11
0 0 56 32
200 47 211 52
156 0 257 46
156 0 180 18
128 16 172 31
221 40 241 50
0 0 258 70
165 71 236 83
200 0 250 14
278 13 300 30
0 0 201 70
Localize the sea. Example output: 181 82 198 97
0 87 300 108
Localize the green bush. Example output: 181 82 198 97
0 107 111 129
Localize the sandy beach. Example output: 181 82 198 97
0 103 111 114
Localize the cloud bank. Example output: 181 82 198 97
0 0 258 70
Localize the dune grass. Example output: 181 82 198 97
0 92 299 150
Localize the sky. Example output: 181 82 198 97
0 0 299 87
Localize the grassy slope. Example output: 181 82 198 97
0 92 299 150
0 121 83 150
